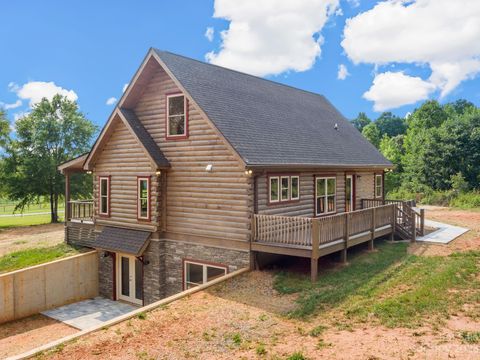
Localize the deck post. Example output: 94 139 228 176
369 207 375 250
420 209 425 236
390 204 396 241
311 219 320 282
250 215 256 270
341 213 349 263
65 171 71 222
411 211 416 243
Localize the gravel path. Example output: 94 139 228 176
0 223 64 256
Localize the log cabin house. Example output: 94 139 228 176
59 49 423 306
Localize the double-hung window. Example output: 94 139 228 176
316 177 336 215
184 260 227 289
99 176 110 216
269 175 300 204
166 94 187 139
375 174 383 198
137 177 150 220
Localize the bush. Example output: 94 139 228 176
450 192 480 208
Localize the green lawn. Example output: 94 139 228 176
274 241 480 328
0 214 64 229
0 243 81 273
0 201 64 215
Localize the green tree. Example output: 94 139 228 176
379 135 404 192
2 95 97 223
0 108 10 149
361 122 381 148
375 112 406 137
351 112 371 132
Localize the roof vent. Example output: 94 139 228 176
334 123 338 130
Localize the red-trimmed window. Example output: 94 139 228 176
375 174 383 198
99 176 110 216
166 94 188 139
268 175 300 204
315 176 336 216
137 177 150 220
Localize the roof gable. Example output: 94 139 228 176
84 108 169 170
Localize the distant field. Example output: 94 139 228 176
0 201 64 216
0 214 64 229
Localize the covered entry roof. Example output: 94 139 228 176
95 226 151 256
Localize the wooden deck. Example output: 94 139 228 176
252 204 397 281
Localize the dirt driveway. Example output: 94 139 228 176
0 223 64 256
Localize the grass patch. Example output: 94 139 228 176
274 241 480 328
0 243 81 273
0 214 63 229
460 331 480 344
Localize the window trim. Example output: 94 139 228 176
98 176 110 217
375 173 383 199
280 176 290 202
182 259 228 290
137 176 151 221
315 175 337 217
165 92 188 140
267 173 301 205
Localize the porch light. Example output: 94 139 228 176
155 170 161 176
206 164 213 172
86 170 92 175
245 169 253 176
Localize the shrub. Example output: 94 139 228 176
287 352 307 360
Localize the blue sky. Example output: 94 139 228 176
2 0 480 130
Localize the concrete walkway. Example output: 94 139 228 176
42 297 137 330
416 219 469 244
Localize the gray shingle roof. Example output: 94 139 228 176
119 108 170 168
95 226 151 256
154 49 391 167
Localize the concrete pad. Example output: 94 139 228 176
416 219 469 244
41 297 136 330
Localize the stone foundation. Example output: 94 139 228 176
98 252 114 299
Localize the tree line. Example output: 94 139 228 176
0 95 97 222
353 99 480 206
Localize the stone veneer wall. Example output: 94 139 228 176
142 239 166 304
98 252 114 299
163 240 250 297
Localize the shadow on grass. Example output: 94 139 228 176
273 240 410 318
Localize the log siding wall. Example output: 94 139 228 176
134 66 252 243
93 120 159 232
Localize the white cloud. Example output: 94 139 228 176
106 97 117 106
13 111 29 122
122 83 129 92
10 81 78 108
0 99 22 110
347 0 360 8
363 72 436 112
342 0 480 109
205 27 214 42
337 64 349 80
206 0 339 76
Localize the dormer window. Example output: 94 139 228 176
166 93 188 139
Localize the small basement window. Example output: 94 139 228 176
166 94 188 139
99 176 110 216
184 260 227 289
375 174 383 198
137 177 150 220
268 175 300 204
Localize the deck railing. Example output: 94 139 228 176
252 204 395 249
67 200 94 223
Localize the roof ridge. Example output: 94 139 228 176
153 48 329 102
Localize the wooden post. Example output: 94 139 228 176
65 171 71 222
341 213 349 263
411 211 416 243
390 204 396 241
420 209 425 236
250 215 256 270
369 207 375 250
311 219 320 282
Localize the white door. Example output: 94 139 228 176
116 254 143 305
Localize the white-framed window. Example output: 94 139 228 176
137 177 150 220
316 176 336 215
291 176 300 200
269 175 300 204
281 176 290 201
184 260 227 289
375 174 383 198
166 94 187 138
269 176 279 203
99 176 110 216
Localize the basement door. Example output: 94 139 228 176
116 254 143 305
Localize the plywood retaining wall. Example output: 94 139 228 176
0 251 98 324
